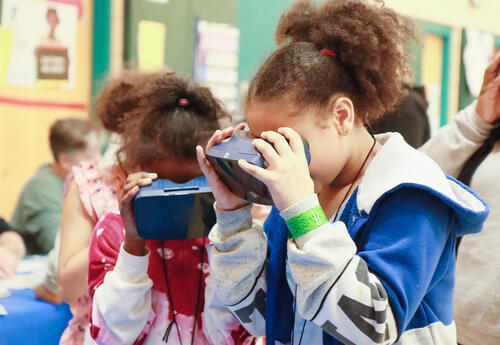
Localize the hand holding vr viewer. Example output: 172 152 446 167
197 125 313 211
120 172 215 245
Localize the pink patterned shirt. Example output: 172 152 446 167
60 162 125 345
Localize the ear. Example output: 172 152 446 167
330 97 355 136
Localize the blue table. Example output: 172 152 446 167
0 289 72 345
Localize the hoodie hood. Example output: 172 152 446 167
358 133 489 236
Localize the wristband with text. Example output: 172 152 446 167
286 205 328 238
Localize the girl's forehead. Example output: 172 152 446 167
246 99 302 136
246 99 321 138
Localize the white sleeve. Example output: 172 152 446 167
91 245 153 344
203 270 262 343
224 264 267 337
420 101 496 177
207 203 268 337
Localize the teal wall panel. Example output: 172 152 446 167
92 0 111 101
237 0 294 83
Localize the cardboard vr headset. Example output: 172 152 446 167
206 130 311 205
133 177 215 240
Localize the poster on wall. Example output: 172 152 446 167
1 0 78 89
138 20 166 71
194 20 240 117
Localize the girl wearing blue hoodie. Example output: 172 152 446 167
196 1 489 344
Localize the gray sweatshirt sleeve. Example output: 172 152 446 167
420 101 496 177
207 203 268 337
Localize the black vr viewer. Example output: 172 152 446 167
206 130 311 205
133 177 216 240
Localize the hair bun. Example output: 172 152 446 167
144 73 227 121
95 71 163 133
275 0 318 45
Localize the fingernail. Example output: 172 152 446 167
150 173 157 178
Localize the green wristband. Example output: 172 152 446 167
286 205 328 238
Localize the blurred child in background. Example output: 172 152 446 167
10 118 102 255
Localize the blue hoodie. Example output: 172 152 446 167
207 133 489 345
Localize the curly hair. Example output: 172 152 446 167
247 0 416 125
95 71 160 133
118 72 228 172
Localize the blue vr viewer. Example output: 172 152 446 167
206 130 311 205
133 177 215 240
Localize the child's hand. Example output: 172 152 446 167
196 125 251 211
0 246 19 279
476 53 500 125
120 172 157 256
238 127 314 211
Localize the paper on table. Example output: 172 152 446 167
0 255 47 291
0 286 12 299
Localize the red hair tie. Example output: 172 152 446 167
320 49 337 57
178 98 189 107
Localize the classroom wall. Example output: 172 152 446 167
238 0 294 83
0 0 93 218
123 0 238 77
384 0 500 116
384 0 500 36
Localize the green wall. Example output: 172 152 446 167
92 0 111 101
237 0 294 83
124 0 237 77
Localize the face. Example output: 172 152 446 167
59 148 102 172
245 97 352 193
144 157 202 183
47 12 59 28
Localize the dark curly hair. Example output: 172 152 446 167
95 71 160 133
247 0 416 125
118 72 228 172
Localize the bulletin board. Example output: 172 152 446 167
193 20 240 114
0 0 92 218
